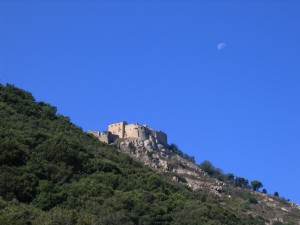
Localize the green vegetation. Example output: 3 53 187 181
169 144 195 163
251 180 263 191
199 161 265 193
0 84 292 224
198 160 223 180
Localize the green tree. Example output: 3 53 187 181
250 180 263 191
199 160 216 176
235 177 249 189
224 173 235 185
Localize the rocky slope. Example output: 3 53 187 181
112 137 300 225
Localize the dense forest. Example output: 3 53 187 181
0 84 282 224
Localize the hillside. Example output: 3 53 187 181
110 134 300 224
0 83 299 225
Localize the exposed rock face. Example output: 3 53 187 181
114 137 225 195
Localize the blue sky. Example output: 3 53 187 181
1 0 300 204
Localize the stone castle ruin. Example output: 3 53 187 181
87 121 168 147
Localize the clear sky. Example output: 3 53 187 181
1 0 300 204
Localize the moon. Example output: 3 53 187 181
217 42 226 50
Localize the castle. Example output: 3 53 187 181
88 121 168 146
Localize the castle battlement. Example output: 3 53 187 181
88 121 167 146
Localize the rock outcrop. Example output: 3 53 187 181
114 137 226 196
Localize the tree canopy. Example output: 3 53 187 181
251 180 263 192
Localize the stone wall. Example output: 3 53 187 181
87 130 118 144
124 124 167 146
138 126 150 140
100 132 118 144
124 124 150 140
87 130 100 137
152 130 167 146
88 122 168 146
99 134 109 143
108 121 127 138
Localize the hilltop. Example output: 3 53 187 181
0 83 300 225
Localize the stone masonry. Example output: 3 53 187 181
87 121 168 147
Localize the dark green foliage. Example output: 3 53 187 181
199 160 216 176
199 160 267 196
0 84 270 224
251 180 263 191
235 190 258 204
0 198 40 225
169 143 195 163
33 180 65 210
273 222 295 225
199 160 224 181
248 196 258 204
224 173 235 185
235 177 250 189
0 138 28 166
